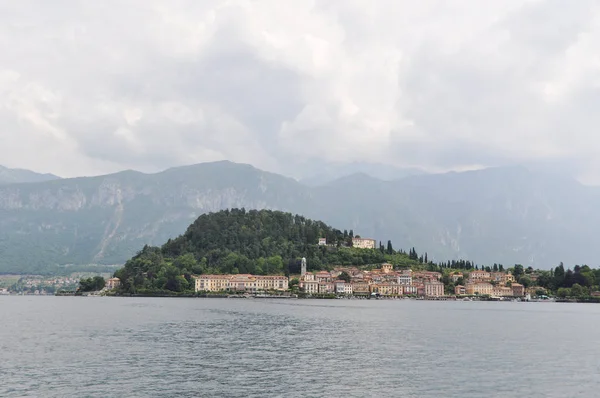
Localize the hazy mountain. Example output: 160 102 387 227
0 165 61 185
299 161 426 186
0 160 598 273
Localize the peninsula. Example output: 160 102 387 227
84 208 600 302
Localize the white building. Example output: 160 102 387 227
352 238 376 249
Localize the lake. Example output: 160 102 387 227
1 297 599 397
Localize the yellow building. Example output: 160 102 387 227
195 275 230 292
371 283 402 296
466 282 493 295
194 274 288 292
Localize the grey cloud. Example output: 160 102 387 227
1 0 600 182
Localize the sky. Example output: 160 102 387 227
1 0 600 183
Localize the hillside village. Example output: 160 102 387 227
188 237 530 299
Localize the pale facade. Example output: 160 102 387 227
403 285 418 295
381 263 393 273
318 282 334 294
468 271 491 281
195 275 230 292
334 281 353 295
105 277 121 290
352 238 376 249
398 271 412 286
450 273 464 283
315 272 333 283
424 281 445 297
303 281 319 294
194 275 288 292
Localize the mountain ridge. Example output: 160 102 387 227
0 165 61 185
0 160 598 273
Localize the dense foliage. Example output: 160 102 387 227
115 209 425 294
78 276 106 292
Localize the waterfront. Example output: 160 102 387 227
2 297 599 397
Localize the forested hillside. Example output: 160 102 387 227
115 209 422 294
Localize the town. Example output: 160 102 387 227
191 260 531 300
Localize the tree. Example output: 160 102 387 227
570 283 586 297
519 276 532 288
554 262 565 288
386 240 394 255
338 271 351 283
513 264 524 280
78 276 106 292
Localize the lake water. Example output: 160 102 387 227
1 297 599 397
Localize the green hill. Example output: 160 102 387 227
114 208 422 294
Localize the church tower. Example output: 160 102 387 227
301 257 307 276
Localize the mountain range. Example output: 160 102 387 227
0 165 60 185
0 160 598 273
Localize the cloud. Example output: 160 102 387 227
1 0 600 182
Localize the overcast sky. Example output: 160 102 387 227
1 0 599 182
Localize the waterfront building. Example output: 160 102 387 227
371 283 402 296
303 281 319 294
511 283 525 297
194 274 288 293
424 281 445 297
195 275 230 292
465 282 493 296
318 282 334 294
351 281 370 296
454 285 466 295
334 280 353 295
403 285 418 295
105 277 121 290
492 286 513 297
